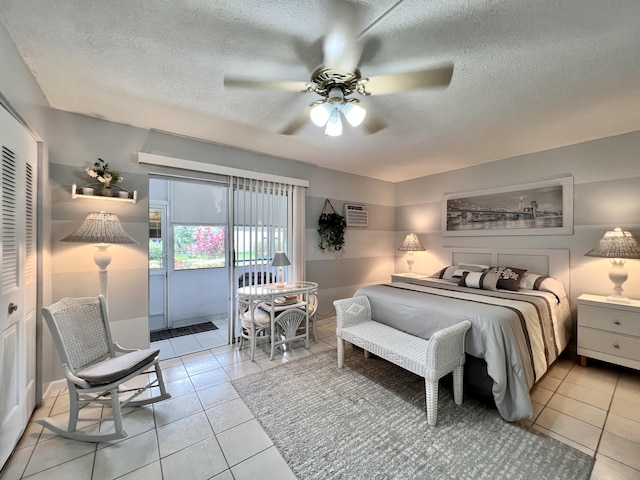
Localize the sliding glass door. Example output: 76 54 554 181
231 179 293 338
148 173 304 351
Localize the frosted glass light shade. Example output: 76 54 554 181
310 103 332 126
342 103 366 127
325 109 342 136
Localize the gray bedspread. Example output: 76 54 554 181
354 280 572 422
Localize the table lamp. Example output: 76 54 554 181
61 211 138 300
585 227 640 303
397 233 426 274
271 251 290 289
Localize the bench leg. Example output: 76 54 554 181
337 337 345 369
425 380 438 427
453 365 464 405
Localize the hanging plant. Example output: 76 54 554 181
318 199 347 252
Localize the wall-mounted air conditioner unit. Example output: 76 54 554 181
344 204 368 227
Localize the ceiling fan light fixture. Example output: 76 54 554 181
325 108 343 136
310 102 332 127
341 102 366 127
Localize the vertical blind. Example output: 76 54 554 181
232 178 297 284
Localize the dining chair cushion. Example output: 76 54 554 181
76 349 160 386
240 307 271 327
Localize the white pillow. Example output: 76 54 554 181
458 271 500 291
431 263 488 282
519 273 567 301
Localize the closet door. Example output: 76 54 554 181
0 105 37 468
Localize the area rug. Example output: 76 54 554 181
232 349 594 480
149 321 217 342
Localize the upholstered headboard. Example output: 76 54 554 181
444 248 570 296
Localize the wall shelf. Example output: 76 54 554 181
71 184 138 204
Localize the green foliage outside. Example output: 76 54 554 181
174 225 226 270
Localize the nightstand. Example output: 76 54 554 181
577 294 640 370
391 272 428 282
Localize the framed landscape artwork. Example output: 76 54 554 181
442 176 574 236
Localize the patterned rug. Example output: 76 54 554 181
232 349 594 480
149 321 217 342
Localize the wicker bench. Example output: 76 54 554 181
334 295 472 426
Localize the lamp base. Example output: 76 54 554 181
606 295 632 305
608 260 629 303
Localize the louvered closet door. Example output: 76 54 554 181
0 105 37 469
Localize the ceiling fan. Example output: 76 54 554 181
224 1 453 136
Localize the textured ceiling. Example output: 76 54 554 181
1 0 640 182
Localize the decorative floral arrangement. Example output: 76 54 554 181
86 158 123 185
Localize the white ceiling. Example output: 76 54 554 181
1 0 639 183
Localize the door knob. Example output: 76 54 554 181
8 303 18 314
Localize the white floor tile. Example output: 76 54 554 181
546 393 607 428
591 453 640 480
189 367 231 390
211 469 235 480
604 412 640 445
161 364 189 383
529 424 595 457
160 436 228 480
19 452 94 480
196 381 239 410
196 336 229 349
535 407 602 450
231 446 297 480
156 411 214 458
216 419 273 467
96 408 156 448
183 356 223 376
0 443 35 480
205 398 254 434
93 430 159 480
117 461 163 479
597 431 640 471
556 380 613 410
22 436 96 477
153 392 204 427
222 360 263 380
163 376 196 398
610 396 640 423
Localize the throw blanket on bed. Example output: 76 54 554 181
354 281 572 422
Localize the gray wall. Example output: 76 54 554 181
394 131 640 307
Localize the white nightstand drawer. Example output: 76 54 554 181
578 305 640 336
578 327 640 362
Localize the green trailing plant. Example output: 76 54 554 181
318 200 346 252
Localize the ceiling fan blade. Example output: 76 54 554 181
224 77 311 93
280 106 312 135
362 111 386 134
362 64 454 95
322 1 364 74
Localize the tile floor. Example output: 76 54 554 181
2 318 640 480
149 319 230 360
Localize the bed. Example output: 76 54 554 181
354 248 572 422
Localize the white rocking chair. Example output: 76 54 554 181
38 295 171 442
